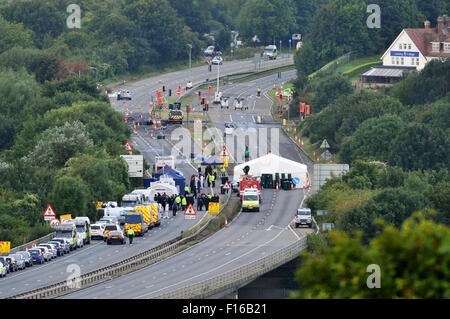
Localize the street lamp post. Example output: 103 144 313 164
187 44 193 80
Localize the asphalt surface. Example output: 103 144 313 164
61 68 315 299
62 188 312 299
0 57 293 299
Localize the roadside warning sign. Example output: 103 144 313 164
0 241 10 254
43 204 56 221
184 204 197 220
124 141 133 152
208 202 220 214
223 181 231 189
221 145 230 157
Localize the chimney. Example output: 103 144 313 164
424 20 431 29
437 16 444 34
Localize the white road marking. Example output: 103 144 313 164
134 227 287 299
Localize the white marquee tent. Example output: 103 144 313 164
233 153 309 188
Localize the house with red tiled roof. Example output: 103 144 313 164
381 15 450 71
359 15 449 88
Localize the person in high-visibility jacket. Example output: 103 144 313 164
184 185 190 194
175 195 181 205
257 87 261 96
220 166 226 177
209 174 215 188
181 196 187 211
127 228 135 245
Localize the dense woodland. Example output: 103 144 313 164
0 0 448 297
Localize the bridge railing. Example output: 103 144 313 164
154 236 307 299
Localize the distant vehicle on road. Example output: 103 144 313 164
34 246 52 262
204 45 215 56
103 223 122 241
28 249 45 265
224 122 236 135
263 45 278 60
37 244 57 259
0 260 6 277
15 251 33 267
233 97 247 110
90 223 106 240
294 208 312 228
106 230 126 245
0 256 10 273
242 188 260 212
10 254 26 270
117 90 132 101
221 96 230 109
211 56 223 65
168 110 183 124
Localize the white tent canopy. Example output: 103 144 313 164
233 153 309 187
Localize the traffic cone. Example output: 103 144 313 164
276 182 279 191
225 219 228 228
291 182 294 190
301 139 304 147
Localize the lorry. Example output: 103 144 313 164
242 189 260 212
54 223 78 251
263 45 278 60
124 211 148 236
73 217 91 245
239 176 262 201
294 208 313 228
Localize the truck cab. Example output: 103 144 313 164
263 45 278 60
294 208 312 228
242 189 260 212
239 176 261 201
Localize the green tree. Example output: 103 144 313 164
388 123 449 171
293 213 450 298
52 175 91 218
237 0 298 44
340 114 406 163
25 121 93 168
0 16 34 54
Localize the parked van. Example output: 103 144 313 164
73 217 91 244
54 223 78 250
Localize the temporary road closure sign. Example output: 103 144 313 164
43 204 56 221
184 204 197 220
49 219 61 228
208 202 220 214
60 214 72 223
0 241 10 254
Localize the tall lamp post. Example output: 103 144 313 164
187 44 193 79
